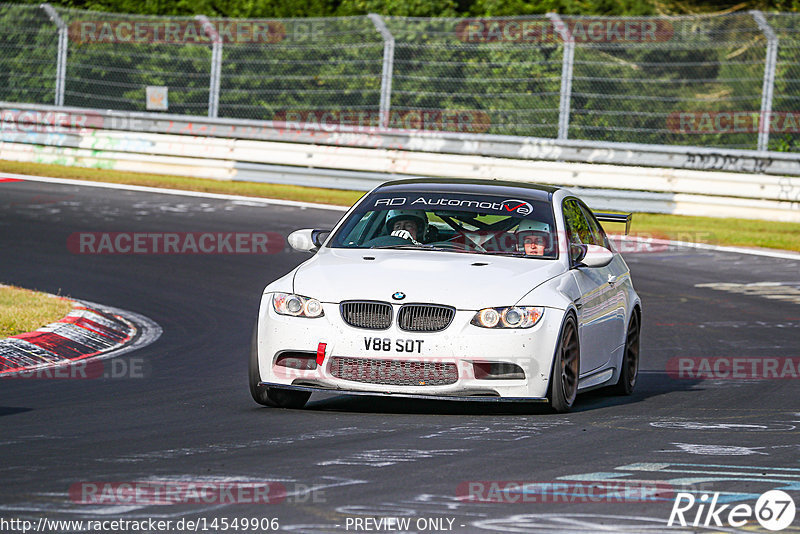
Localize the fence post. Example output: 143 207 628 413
547 13 574 141
40 3 67 107
368 14 394 129
196 15 222 118
751 10 778 153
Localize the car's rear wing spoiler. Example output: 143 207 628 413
595 212 633 235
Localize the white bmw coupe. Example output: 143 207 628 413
250 178 641 412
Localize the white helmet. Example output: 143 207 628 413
517 220 550 233
386 210 428 237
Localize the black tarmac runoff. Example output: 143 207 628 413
1 178 799 533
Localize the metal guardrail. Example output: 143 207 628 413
1 102 799 222
2 102 800 178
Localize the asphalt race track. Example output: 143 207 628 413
2 178 800 533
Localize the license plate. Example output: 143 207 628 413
364 337 424 353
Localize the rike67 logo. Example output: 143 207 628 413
668 490 796 531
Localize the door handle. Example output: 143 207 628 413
608 274 619 287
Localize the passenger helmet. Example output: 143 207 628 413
516 220 551 252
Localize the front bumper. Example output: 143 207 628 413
256 295 564 400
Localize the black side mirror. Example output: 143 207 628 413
570 243 587 265
311 229 331 248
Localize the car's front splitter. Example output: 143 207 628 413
258 381 549 403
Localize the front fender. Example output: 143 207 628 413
516 272 578 312
262 270 295 295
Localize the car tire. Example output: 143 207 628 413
611 309 640 396
248 323 274 406
548 314 580 413
248 324 312 409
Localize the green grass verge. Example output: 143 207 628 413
0 285 73 338
2 159 799 253
630 214 800 253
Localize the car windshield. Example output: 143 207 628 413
329 190 558 259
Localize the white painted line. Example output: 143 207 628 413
7 172 800 260
657 462 800 472
1 172 350 212
621 462 800 478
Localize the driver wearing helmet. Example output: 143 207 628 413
386 210 428 243
516 220 550 256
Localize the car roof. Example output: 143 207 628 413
374 178 559 202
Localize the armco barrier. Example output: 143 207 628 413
4 102 800 176
1 103 800 221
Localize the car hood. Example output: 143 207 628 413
292 248 565 309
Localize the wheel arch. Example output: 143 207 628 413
545 306 580 388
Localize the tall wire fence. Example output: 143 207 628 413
1 4 798 152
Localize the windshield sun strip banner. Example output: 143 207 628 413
367 192 548 219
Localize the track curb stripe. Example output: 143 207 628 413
0 298 137 375
58 316 129 341
70 306 130 329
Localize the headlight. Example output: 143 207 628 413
272 293 324 318
471 306 543 329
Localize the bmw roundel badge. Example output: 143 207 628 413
392 292 406 301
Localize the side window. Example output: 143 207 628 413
562 199 592 245
578 203 609 249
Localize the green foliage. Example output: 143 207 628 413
13 0 800 16
15 0 338 18
336 0 459 17
0 6 58 104
773 134 797 152
470 0 655 17
2 2 798 153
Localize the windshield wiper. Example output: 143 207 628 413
371 244 436 250
371 244 466 252
478 250 530 257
